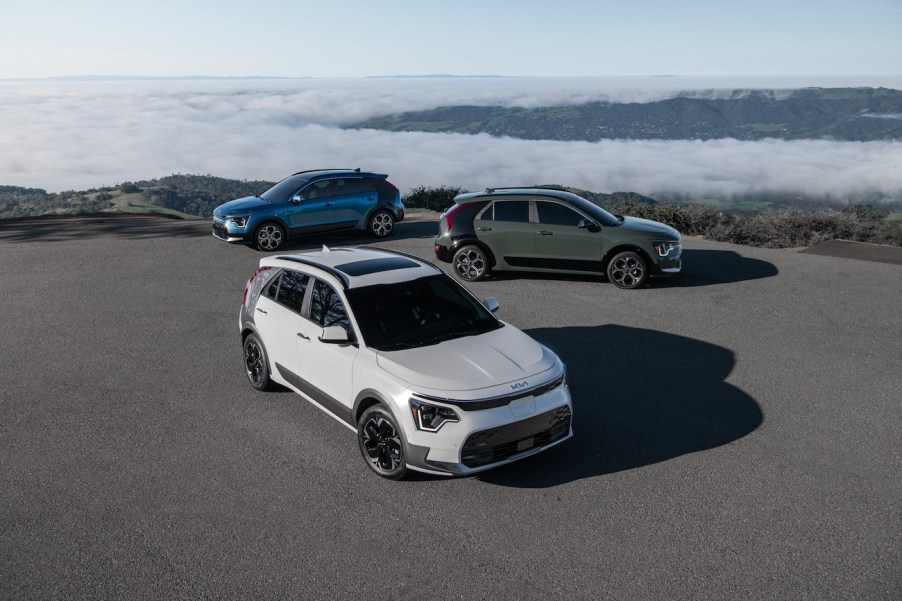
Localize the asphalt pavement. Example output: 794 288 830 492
1 215 900 600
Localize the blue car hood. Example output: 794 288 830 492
619 216 680 239
213 196 274 216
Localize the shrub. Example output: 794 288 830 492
604 201 734 236
404 185 467 212
705 209 902 248
602 201 902 248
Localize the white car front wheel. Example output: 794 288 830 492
357 405 407 480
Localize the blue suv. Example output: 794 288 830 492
212 169 405 251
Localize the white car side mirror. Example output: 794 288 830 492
319 326 349 344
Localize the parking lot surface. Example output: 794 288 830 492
1 216 900 600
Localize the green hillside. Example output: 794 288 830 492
351 87 902 142
0 175 273 220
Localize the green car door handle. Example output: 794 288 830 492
537 230 553 236
477 227 493 231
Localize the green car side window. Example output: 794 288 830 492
536 201 584 227
492 200 529 223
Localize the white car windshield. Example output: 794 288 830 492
346 275 501 351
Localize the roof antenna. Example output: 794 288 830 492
322 245 331 254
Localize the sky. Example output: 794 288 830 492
1 1 901 202
1 0 901 78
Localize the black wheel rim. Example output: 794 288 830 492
611 256 645 288
454 249 485 280
361 415 403 472
245 339 266 386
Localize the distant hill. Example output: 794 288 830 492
350 87 902 141
0 174 273 220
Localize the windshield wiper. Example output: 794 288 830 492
377 341 419 351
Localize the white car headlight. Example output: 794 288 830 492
409 398 460 432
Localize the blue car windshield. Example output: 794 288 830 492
260 176 307 202
345 274 502 351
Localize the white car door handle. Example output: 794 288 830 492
297 332 310 340
256 307 267 314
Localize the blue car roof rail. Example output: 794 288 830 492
290 168 360 176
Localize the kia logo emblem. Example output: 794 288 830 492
510 381 528 390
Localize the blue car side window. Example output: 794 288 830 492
303 180 333 201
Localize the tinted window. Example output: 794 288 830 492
264 273 281 300
260 176 306 202
275 270 309 313
569 195 620 227
345 274 501 351
310 279 350 333
302 179 333 200
331 178 374 196
537 201 585 227
492 200 530 223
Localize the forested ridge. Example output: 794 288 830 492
352 88 902 142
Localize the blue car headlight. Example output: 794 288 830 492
409 398 460 432
230 216 249 228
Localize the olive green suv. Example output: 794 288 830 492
433 188 681 289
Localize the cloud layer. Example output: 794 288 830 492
2 77 901 203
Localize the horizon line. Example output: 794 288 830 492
4 73 902 83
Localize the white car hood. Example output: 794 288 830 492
376 324 556 393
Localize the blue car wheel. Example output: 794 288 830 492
254 222 285 251
369 210 394 238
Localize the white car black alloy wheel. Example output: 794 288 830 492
358 406 406 479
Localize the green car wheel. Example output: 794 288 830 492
607 251 648 289
453 245 489 281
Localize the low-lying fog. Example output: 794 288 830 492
2 76 901 204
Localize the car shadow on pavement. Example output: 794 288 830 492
655 249 778 287
478 324 763 488
0 214 438 246
265 220 439 253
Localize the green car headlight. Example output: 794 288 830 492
653 241 680 257
410 398 460 432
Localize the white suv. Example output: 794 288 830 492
239 246 572 479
